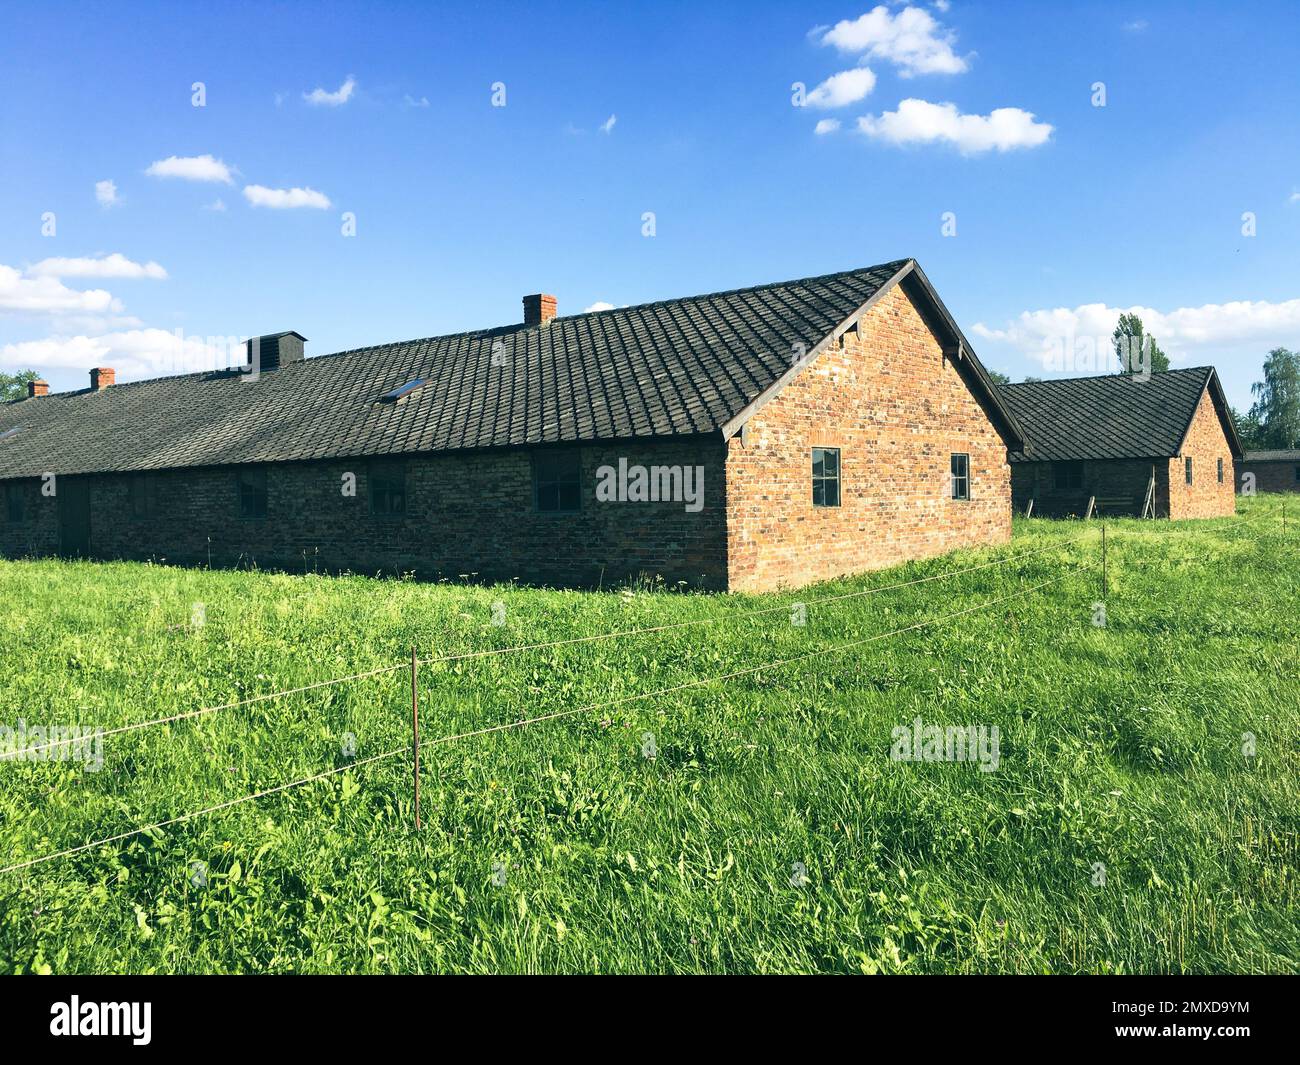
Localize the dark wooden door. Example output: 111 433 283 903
58 477 91 557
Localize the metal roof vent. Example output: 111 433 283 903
379 378 429 404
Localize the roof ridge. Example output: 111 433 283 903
22 260 915 398
547 258 913 324
305 260 912 362
1001 366 1213 389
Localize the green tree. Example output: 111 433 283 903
985 368 1012 387
1112 312 1170 374
1247 347 1300 449
1230 406 1264 450
0 369 38 402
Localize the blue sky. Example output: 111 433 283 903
2 0 1298 410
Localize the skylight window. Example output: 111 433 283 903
379 379 428 404
0 426 25 442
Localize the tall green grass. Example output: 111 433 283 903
1 495 1296 973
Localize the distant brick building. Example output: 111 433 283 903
0 259 1024 591
998 368 1242 519
1236 450 1300 494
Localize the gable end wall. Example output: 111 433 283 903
722 284 1011 591
1167 389 1237 519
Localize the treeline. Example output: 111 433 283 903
1233 347 1300 451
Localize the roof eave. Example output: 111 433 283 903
901 262 1027 451
1172 368 1245 460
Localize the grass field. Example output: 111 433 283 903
1 495 1297 974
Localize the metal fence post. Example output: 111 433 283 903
411 645 421 831
1101 523 1108 599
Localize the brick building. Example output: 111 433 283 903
998 367 1242 519
1236 450 1300 494
0 259 1024 591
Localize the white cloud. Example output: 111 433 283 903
95 179 119 207
804 68 877 109
47 312 144 333
815 118 842 135
0 328 240 377
26 254 167 281
0 264 119 315
973 298 1300 369
820 5 969 77
145 154 235 184
933 0 951 11
304 76 356 106
1289 190 1300 204
600 114 617 133
242 185 332 209
403 94 430 108
1124 19 1149 32
857 99 1052 153
203 198 227 212
583 301 616 313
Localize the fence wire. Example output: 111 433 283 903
0 571 1078 876
2 541 1072 760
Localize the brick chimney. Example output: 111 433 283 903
90 367 115 391
523 293 557 327
28 379 49 398
245 332 307 373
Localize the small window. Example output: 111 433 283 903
1185 457 1193 485
1053 461 1083 492
812 447 840 507
4 483 22 523
237 467 268 520
950 453 970 501
1217 458 1224 484
1294 465 1299 484
369 461 407 516
534 451 581 513
379 379 428 404
130 474 160 518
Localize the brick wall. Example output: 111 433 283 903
0 440 729 588
0 477 58 556
1166 389 1236 519
1010 458 1165 517
722 283 1011 591
1 283 1019 592
1236 458 1300 494
1007 389 1236 521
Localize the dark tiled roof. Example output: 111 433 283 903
1243 449 1300 462
0 258 1018 479
999 367 1240 462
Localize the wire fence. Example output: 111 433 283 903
0 540 1068 761
0 572 1076 876
0 504 1291 877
